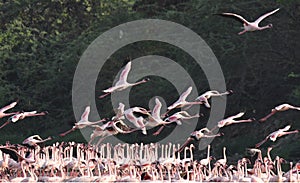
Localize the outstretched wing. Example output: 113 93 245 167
0 101 18 113
80 106 90 121
179 86 192 101
227 112 245 120
254 8 280 25
116 61 131 85
152 98 162 119
220 12 250 24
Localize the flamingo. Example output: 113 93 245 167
259 103 300 122
177 128 223 153
124 106 150 135
0 110 47 129
218 8 280 35
215 147 227 167
146 98 184 136
165 111 201 124
195 90 233 108
99 61 149 98
165 87 201 116
89 120 137 146
0 101 19 119
211 112 254 132
255 125 299 148
60 106 106 136
22 135 52 147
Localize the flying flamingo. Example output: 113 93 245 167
259 103 300 122
124 106 150 135
255 125 299 148
89 120 137 146
164 86 201 117
218 8 280 35
165 111 201 124
0 110 47 129
177 128 223 153
210 112 254 132
60 106 106 136
195 90 233 108
146 98 184 136
0 101 19 119
99 61 149 98
22 135 52 147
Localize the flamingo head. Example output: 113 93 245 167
267 24 273 28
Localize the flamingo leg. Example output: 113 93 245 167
259 111 277 122
255 137 268 148
0 121 10 129
153 125 165 136
99 92 111 99
238 30 247 35
176 137 194 153
59 127 76 136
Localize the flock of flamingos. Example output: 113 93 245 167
0 7 299 183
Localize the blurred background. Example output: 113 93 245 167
0 0 299 164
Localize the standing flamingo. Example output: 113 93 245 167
99 61 149 98
255 125 299 148
259 103 300 122
218 8 280 35
0 110 47 129
195 90 233 108
0 101 19 119
60 106 106 136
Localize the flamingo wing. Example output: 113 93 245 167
116 61 131 85
0 101 17 113
179 86 192 101
254 8 280 25
279 125 291 132
152 98 162 119
227 112 245 120
221 13 250 24
80 106 90 121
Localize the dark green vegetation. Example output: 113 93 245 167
0 0 299 163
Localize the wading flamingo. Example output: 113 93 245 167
60 106 106 136
259 103 300 122
0 110 47 129
255 125 299 148
99 61 149 98
218 8 280 35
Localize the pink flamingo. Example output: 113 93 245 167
124 106 150 135
0 110 47 129
165 111 201 124
146 98 184 136
255 125 299 148
0 101 19 119
60 106 106 136
99 61 149 98
210 112 254 132
22 135 52 147
259 103 300 122
219 8 280 35
165 87 201 116
89 120 137 146
177 128 223 153
195 90 233 108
